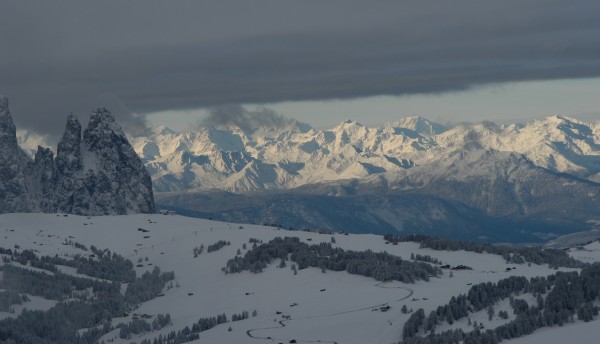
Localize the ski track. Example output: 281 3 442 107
245 282 413 344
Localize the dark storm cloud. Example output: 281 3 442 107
1 0 600 136
200 105 298 133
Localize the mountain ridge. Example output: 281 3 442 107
0 97 155 215
125 113 600 193
8 103 600 239
156 149 600 242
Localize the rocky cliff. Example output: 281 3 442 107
0 97 32 212
0 97 155 215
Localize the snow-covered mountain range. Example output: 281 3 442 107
129 114 600 193
10 103 600 240
0 97 155 215
126 113 600 241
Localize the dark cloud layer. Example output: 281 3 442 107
200 105 302 133
1 0 599 135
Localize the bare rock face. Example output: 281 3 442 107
26 146 56 211
0 97 155 215
53 114 83 213
0 97 32 212
76 108 155 215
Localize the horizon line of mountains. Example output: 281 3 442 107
133 109 600 242
127 113 600 193
3 95 600 243
21 111 599 191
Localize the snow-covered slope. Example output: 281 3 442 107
434 116 600 182
130 115 600 193
0 213 585 344
385 115 448 135
155 148 600 242
129 119 434 192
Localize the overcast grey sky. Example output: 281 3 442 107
1 0 600 136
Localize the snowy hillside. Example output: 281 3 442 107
0 213 597 344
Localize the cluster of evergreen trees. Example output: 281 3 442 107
6 249 59 273
400 264 600 344
206 240 230 253
384 234 584 268
403 276 531 339
411 253 442 265
0 264 112 301
135 313 232 344
402 309 426 338
0 291 28 312
0 245 175 344
61 239 88 251
120 319 151 339
72 242 88 251
118 314 171 339
74 246 136 282
231 311 249 321
125 267 176 305
224 237 442 283
0 297 119 344
3 245 136 283
192 244 204 257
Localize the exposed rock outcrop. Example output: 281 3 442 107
0 97 32 212
0 97 155 215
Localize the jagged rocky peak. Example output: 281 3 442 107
27 146 56 208
63 113 82 141
387 115 447 135
84 108 128 150
0 97 155 215
56 113 82 172
0 96 17 144
78 107 156 215
0 97 32 212
34 145 55 164
81 108 144 173
0 96 8 114
86 108 124 134
0 96 26 163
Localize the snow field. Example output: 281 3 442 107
0 213 580 343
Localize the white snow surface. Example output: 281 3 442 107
504 317 600 344
567 240 600 264
0 213 585 344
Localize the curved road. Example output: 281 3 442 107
246 282 413 343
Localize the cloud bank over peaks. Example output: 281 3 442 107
199 105 312 134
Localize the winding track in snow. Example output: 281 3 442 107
245 282 413 343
